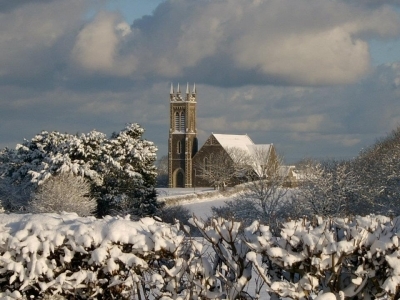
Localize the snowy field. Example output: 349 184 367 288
156 187 294 220
156 187 214 197
156 187 236 220
182 195 233 220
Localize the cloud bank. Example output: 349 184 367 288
1 0 400 163
71 0 400 86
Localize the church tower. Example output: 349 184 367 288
168 83 198 188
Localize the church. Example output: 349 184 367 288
167 83 277 188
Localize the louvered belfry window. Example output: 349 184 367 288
175 111 185 132
180 112 185 132
175 112 180 131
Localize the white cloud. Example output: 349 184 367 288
3 0 397 86
0 0 87 79
115 0 400 86
1 0 400 164
71 12 137 76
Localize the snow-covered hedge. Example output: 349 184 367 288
2 213 400 299
0 213 187 299
242 215 400 299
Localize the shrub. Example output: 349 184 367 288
29 173 96 216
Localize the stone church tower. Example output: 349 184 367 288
168 83 198 188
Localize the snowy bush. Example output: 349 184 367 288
193 215 400 299
28 173 96 216
0 213 189 299
2 213 400 299
244 215 400 299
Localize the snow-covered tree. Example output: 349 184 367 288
292 159 360 218
29 173 96 216
0 123 162 217
93 124 162 217
353 126 400 215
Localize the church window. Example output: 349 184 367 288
177 140 182 154
204 157 208 172
180 112 185 132
175 112 180 131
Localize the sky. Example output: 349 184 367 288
1 0 400 164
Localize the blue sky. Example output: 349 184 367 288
370 39 400 65
106 0 164 23
1 0 400 163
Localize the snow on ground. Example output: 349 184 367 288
157 187 295 220
182 195 234 220
157 188 237 220
157 187 214 196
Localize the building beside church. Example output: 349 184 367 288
168 84 277 188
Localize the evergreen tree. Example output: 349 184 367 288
0 123 162 217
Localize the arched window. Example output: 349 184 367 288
174 112 180 131
180 112 185 132
177 140 182 154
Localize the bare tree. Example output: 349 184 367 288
212 147 289 232
29 173 96 216
195 147 254 190
353 126 400 215
291 159 360 218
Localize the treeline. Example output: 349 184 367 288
293 126 400 218
210 127 400 233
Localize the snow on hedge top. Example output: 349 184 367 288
0 212 185 296
3 213 400 299
1 213 183 255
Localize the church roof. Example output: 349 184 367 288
213 134 254 151
212 134 272 154
212 134 273 177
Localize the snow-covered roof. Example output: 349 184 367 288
247 144 272 156
213 134 272 155
213 134 254 151
212 134 273 176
